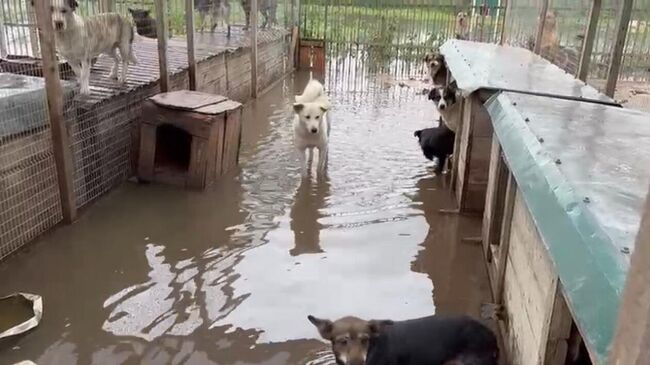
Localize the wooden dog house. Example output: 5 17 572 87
137 90 243 190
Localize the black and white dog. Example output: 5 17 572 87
428 83 461 133
414 122 455 174
308 314 499 365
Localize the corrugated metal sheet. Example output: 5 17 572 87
440 39 617 106
486 91 650 364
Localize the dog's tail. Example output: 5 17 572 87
296 79 324 103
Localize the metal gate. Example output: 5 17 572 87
299 0 506 78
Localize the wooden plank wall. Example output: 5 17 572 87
455 93 493 213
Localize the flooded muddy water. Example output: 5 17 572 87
0 72 491 364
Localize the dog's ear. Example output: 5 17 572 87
368 319 394 336
308 315 333 340
423 53 432 63
67 0 79 11
319 105 328 113
128 8 135 14
293 103 304 113
414 130 422 138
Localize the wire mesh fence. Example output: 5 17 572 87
300 0 505 79
0 0 294 258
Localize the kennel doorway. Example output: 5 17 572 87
137 91 243 190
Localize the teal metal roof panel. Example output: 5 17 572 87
440 40 616 105
486 92 650 363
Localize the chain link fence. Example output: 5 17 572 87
504 0 650 111
300 0 506 79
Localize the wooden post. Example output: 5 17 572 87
605 0 633 98
533 0 549 55
498 0 508 45
33 0 77 223
250 0 258 98
185 0 197 90
155 0 170 92
577 0 601 82
608 185 650 365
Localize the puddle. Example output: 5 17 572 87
0 71 490 364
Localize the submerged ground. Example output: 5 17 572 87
0 71 491 365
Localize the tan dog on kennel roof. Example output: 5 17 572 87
32 0 138 95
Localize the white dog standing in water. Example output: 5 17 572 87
292 79 330 177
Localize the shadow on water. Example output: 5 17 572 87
0 66 491 364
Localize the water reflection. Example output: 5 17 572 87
290 177 330 256
0 70 492 365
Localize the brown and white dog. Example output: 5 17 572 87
308 314 499 365
423 52 447 86
33 0 137 95
455 11 470 40
539 10 560 59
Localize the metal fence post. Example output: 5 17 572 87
605 0 634 98
533 0 549 55
577 0 602 82
185 0 197 90
33 0 77 223
498 0 508 45
251 0 258 98
155 0 170 92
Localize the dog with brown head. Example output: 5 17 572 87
308 315 393 365
308 314 499 365
423 52 447 86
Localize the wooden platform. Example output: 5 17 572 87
78 28 290 104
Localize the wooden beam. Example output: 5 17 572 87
577 0 601 82
185 0 197 90
533 0 550 55
155 0 169 92
605 0 634 98
608 184 650 365
250 0 258 98
538 276 572 365
33 0 77 223
494 171 516 301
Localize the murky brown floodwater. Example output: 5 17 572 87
0 71 491 365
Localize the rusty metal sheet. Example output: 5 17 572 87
440 40 616 105
486 91 650 364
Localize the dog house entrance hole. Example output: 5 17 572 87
154 124 192 173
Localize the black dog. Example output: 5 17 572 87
129 8 157 39
414 123 455 173
308 314 499 365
